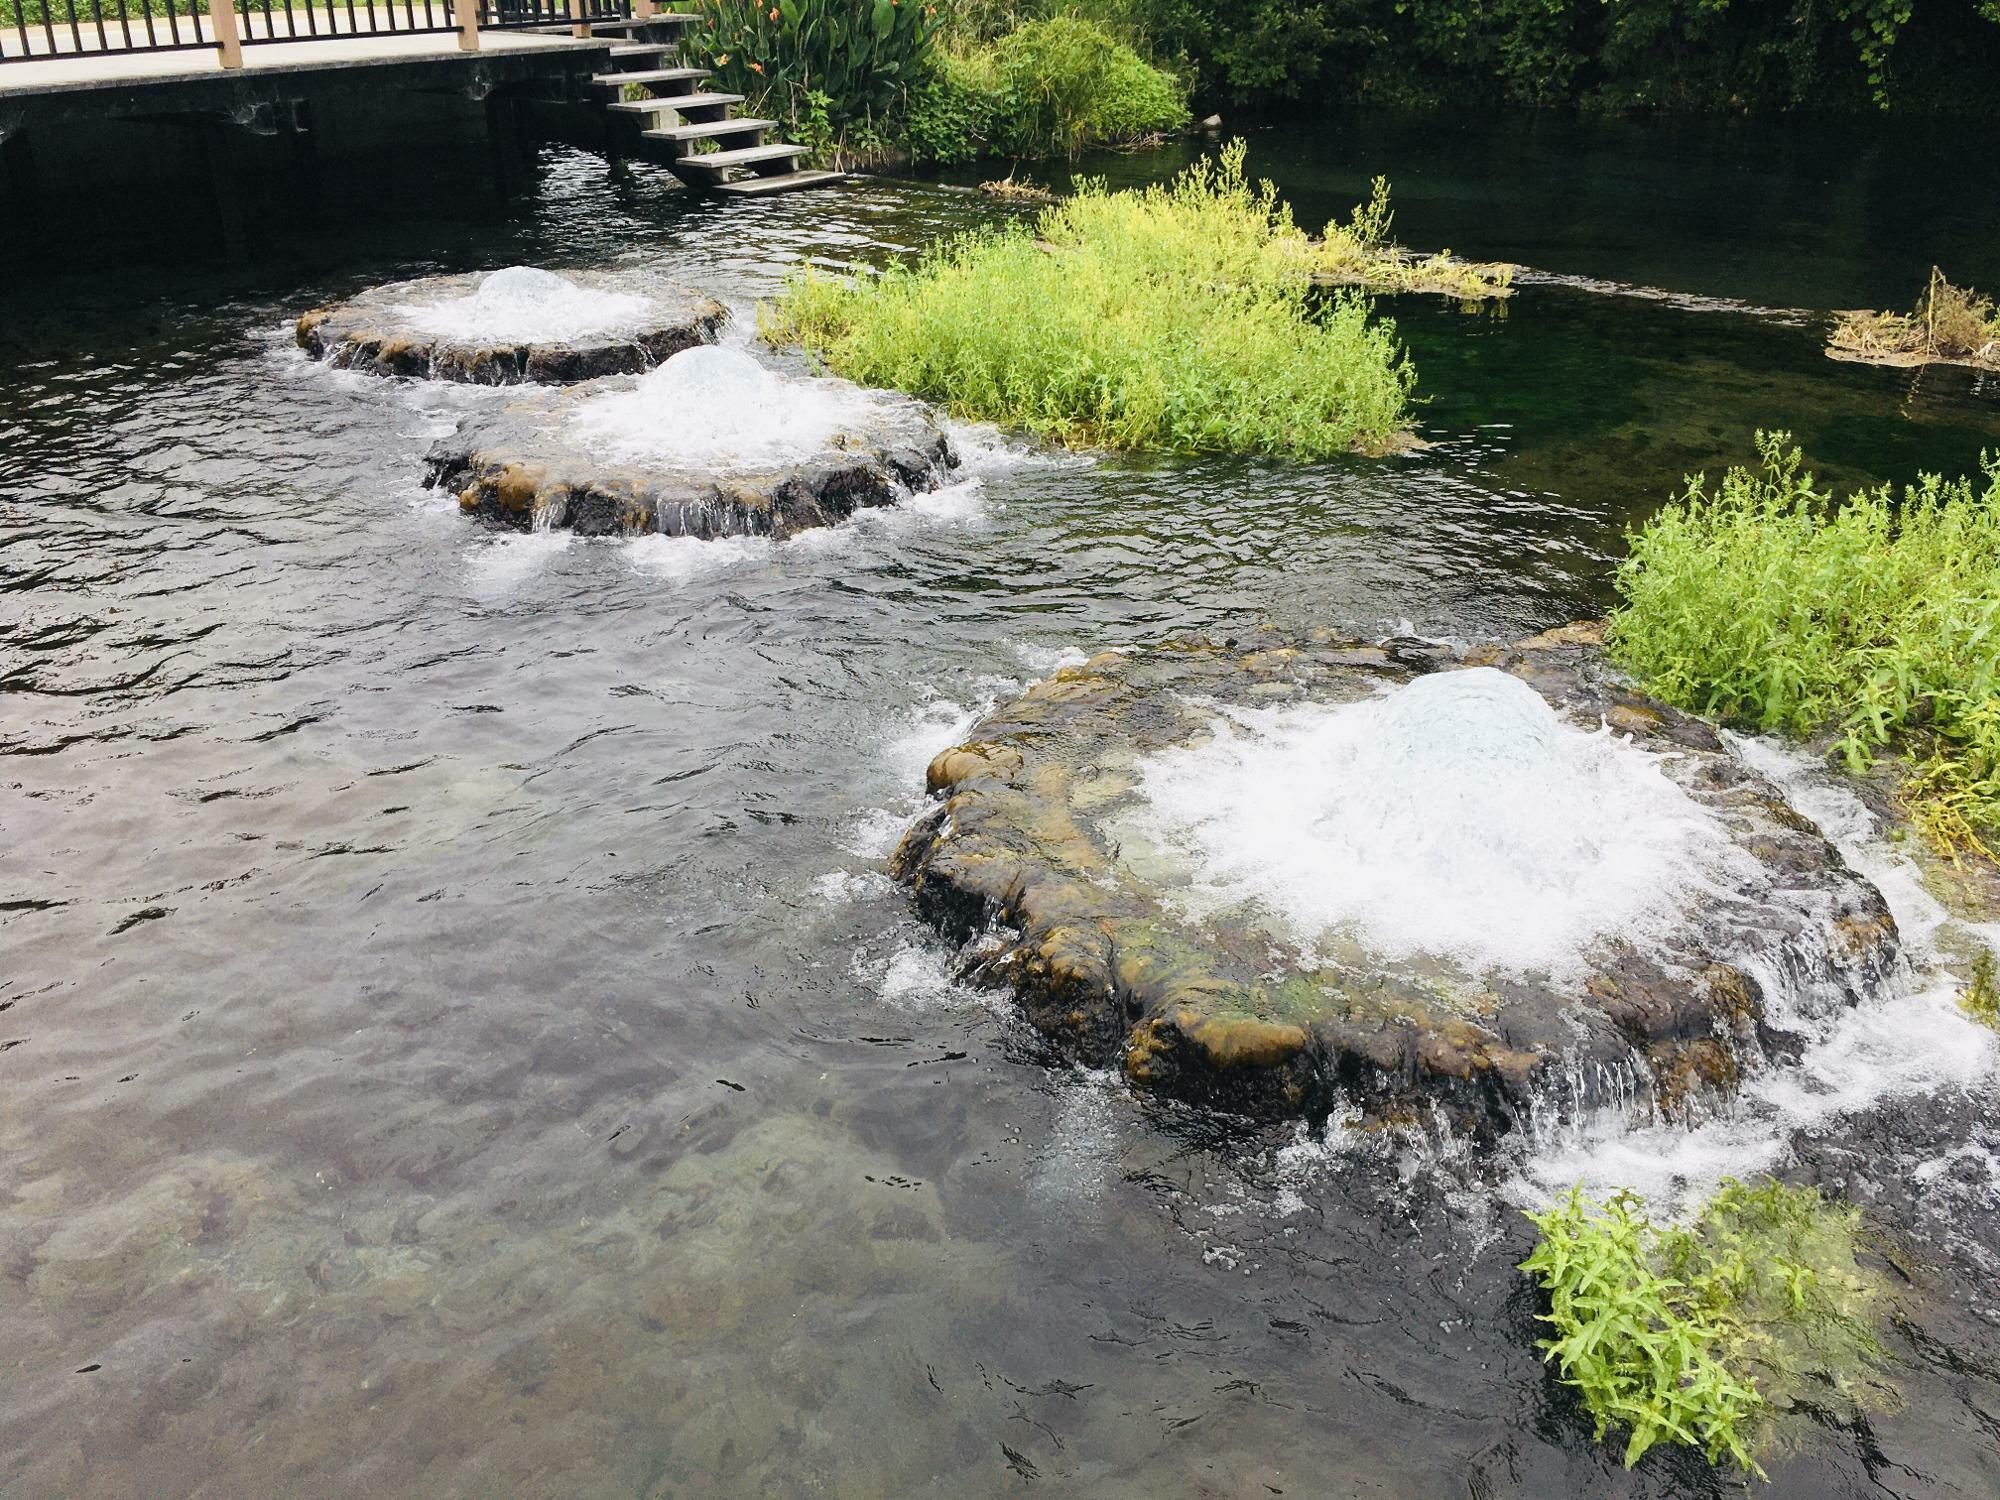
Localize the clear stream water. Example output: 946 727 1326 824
4 116 2000 1497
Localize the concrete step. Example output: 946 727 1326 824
606 43 671 61
593 67 710 90
711 169 848 197
673 142 808 175
606 92 744 116
642 116 774 143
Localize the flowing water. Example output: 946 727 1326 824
4 115 2000 1497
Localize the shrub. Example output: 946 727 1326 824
1521 1179 1887 1475
985 16 1190 156
763 142 1414 457
904 45 1004 164
903 14 1189 164
1607 432 2000 857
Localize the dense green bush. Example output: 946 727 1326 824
906 16 1189 161
985 16 1189 155
1117 0 2000 112
1608 432 2000 855
1522 1179 1887 1475
763 143 1413 456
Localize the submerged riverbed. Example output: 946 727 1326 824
4 118 2000 1496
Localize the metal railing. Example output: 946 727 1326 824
481 0 625 30
3 0 220 61
0 0 637 62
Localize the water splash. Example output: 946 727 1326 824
1510 739 1999 1218
1133 667 1751 977
396 266 653 345
574 345 904 469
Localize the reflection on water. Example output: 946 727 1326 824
3 138 1999 1497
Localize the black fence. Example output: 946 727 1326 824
0 0 636 61
4 0 220 60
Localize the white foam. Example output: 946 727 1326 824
623 531 770 582
1514 983 1994 1218
574 345 907 470
464 530 572 596
397 266 653 345
1131 667 1749 977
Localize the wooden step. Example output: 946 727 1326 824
606 92 744 116
642 116 774 143
673 142 808 175
591 67 709 89
711 169 848 197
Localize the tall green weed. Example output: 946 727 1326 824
762 142 1414 457
1609 433 2000 856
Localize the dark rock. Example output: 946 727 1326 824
295 269 727 384
891 624 1900 1140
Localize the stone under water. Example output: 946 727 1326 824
424 346 958 538
891 625 1900 1138
295 266 727 384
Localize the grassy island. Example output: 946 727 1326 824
1608 434 2000 858
1830 269 2000 373
764 144 1419 458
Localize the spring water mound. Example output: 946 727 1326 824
1135 667 1750 979
892 626 1901 1138
571 345 905 469
398 266 654 345
295 267 725 384
424 347 958 539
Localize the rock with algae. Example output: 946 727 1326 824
296 266 727 384
891 625 1900 1138
422 346 959 539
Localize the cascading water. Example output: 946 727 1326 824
573 344 900 470
1132 666 1756 978
395 265 654 345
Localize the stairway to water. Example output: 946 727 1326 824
581 12 846 197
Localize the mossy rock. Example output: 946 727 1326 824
422 379 957 539
891 626 1900 1138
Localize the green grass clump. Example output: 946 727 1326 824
1313 176 1515 302
762 141 1415 458
1521 1179 1888 1477
1608 432 2000 857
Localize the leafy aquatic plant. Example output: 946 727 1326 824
1521 1179 1888 1476
1312 176 1515 301
680 0 939 134
763 141 1415 457
1830 268 2000 371
1608 432 2000 857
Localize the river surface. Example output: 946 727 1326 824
4 114 2000 1497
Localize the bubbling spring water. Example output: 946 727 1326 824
573 345 902 470
1133 666 1754 978
396 266 654 344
